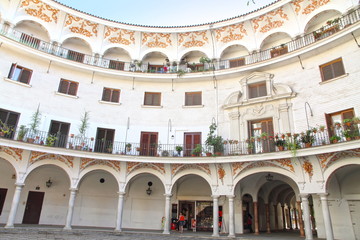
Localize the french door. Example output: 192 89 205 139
49 120 70 147
184 132 201 156
140 132 158 156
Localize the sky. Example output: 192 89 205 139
56 0 277 27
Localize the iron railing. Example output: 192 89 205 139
1 124 359 157
0 7 359 74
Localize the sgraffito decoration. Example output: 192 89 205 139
0 147 23 161
80 158 120 172
20 0 59 23
232 158 294 177
127 162 165 175
171 163 211 176
252 7 289 33
142 33 172 48
217 164 226 184
65 14 98 37
178 31 209 48
215 23 248 43
317 148 360 171
292 0 331 15
30 151 74 168
301 157 313 180
104 26 135 45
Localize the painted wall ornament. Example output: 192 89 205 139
105 26 135 45
20 0 59 23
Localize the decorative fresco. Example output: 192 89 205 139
217 164 226 184
232 158 295 176
301 157 313 180
171 163 211 176
317 148 360 170
104 26 135 45
65 14 98 37
142 33 172 48
30 151 74 168
252 7 289 33
20 0 59 23
127 162 165 175
178 31 209 48
0 147 23 161
215 23 248 43
292 0 331 15
80 158 120 172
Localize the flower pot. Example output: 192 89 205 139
206 152 212 157
332 140 338 144
305 143 312 148
27 138 35 143
76 145 82 150
278 146 284 151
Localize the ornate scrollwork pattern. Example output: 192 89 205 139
142 33 172 48
104 26 135 45
80 158 120 172
127 162 165 175
20 0 59 23
30 151 74 168
171 163 211 176
65 14 98 37
252 7 289 33
215 23 247 43
178 31 209 48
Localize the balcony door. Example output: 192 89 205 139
0 108 20 139
94 128 115 153
140 132 158 156
49 120 70 147
184 132 201 156
22 191 44 224
249 118 274 153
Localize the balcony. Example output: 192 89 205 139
0 7 359 75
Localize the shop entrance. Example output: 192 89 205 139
179 201 195 231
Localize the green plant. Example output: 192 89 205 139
199 56 211 64
343 119 352 126
78 111 90 139
175 146 183 155
274 138 286 147
0 120 13 136
126 143 132 148
352 116 360 124
46 134 57 146
17 125 28 141
205 123 224 154
29 106 42 133
176 69 186 77
260 132 268 139
161 150 169 157
301 130 315 144
343 129 351 139
191 144 203 156
330 135 341 143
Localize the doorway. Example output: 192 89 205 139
184 132 201 156
140 132 158 156
49 120 70 147
0 188 8 215
94 128 115 153
179 201 195 231
22 191 45 224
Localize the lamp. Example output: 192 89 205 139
46 178 52 188
265 173 273 182
146 181 153 195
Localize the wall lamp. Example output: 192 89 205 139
146 181 153 195
265 173 274 182
46 178 53 188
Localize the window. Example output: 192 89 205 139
109 60 125 70
144 92 161 106
8 63 33 84
0 108 20 139
325 108 355 137
67 50 84 63
185 92 202 106
248 82 267 99
58 79 78 96
20 33 40 48
102 88 120 103
248 118 274 153
320 58 345 81
229 58 245 68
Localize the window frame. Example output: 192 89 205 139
319 58 346 82
144 92 161 106
102 87 121 103
8 63 33 84
248 82 267 99
58 79 79 96
185 91 202 106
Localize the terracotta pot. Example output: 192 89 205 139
206 152 212 157
27 138 35 143
305 143 312 148
278 146 284 151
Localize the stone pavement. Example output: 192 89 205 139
0 226 324 240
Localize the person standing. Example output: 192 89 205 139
178 212 185 233
247 214 253 233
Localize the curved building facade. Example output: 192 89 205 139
0 0 360 239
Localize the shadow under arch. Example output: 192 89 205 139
12 17 52 42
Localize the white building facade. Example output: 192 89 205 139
0 0 360 239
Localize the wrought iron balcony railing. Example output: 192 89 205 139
0 7 359 74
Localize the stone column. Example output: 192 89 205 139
228 195 235 237
297 201 305 237
254 201 259 235
265 204 271 233
301 194 313 240
288 208 293 230
281 205 286 229
294 208 298 229
319 193 334 240
5 183 24 228
273 205 279 231
212 195 220 237
163 194 172 234
115 192 126 232
64 188 77 230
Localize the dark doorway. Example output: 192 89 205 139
0 188 8 215
94 128 115 153
0 108 20 139
184 132 201 156
179 201 195 231
22 191 45 224
49 120 70 147
140 132 158 156
249 118 274 153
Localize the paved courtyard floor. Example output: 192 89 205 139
0 225 324 240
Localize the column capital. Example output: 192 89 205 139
318 193 329 198
299 193 309 199
164 193 173 198
69 188 78 192
15 183 25 188
227 195 235 199
117 191 126 196
211 195 220 199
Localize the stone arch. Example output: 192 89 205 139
219 43 250 60
259 32 292 50
13 18 51 42
60 34 93 54
0 152 21 174
139 49 170 62
302 9 343 33
323 156 360 185
171 168 212 192
178 49 210 63
78 165 120 189
125 168 166 192
101 45 132 60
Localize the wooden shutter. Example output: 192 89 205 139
333 60 345 78
58 80 68 94
68 82 78 96
102 88 111 101
111 90 120 103
19 69 32 84
8 64 16 79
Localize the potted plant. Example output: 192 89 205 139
0 120 13 137
191 144 203 157
17 125 28 141
77 110 90 149
175 145 183 156
330 135 341 143
343 119 352 127
343 129 352 141
301 130 315 147
352 116 360 124
275 137 286 151
319 125 325 132
205 123 224 156
28 106 42 143
46 134 58 147
260 132 268 140
107 143 113 153
126 143 132 152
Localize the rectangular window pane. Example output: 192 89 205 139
320 58 345 81
68 82 78 96
333 61 345 78
111 90 120 103
102 88 111 101
185 92 202 106
19 69 31 84
144 92 160 106
58 80 68 94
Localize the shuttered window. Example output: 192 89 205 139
248 82 267 99
102 88 120 103
185 92 202 106
144 92 161 106
229 58 245 68
320 58 345 81
58 79 78 96
8 64 33 84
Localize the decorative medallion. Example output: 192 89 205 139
272 158 295 172
80 158 120 172
104 26 135 45
171 163 211 176
30 151 74 168
317 148 360 170
1 147 23 161
301 158 313 180
20 0 59 23
127 162 165 175
178 31 209 48
217 164 226 184
215 23 247 43
65 14 98 37
292 0 331 15
142 33 172 48
252 7 289 33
